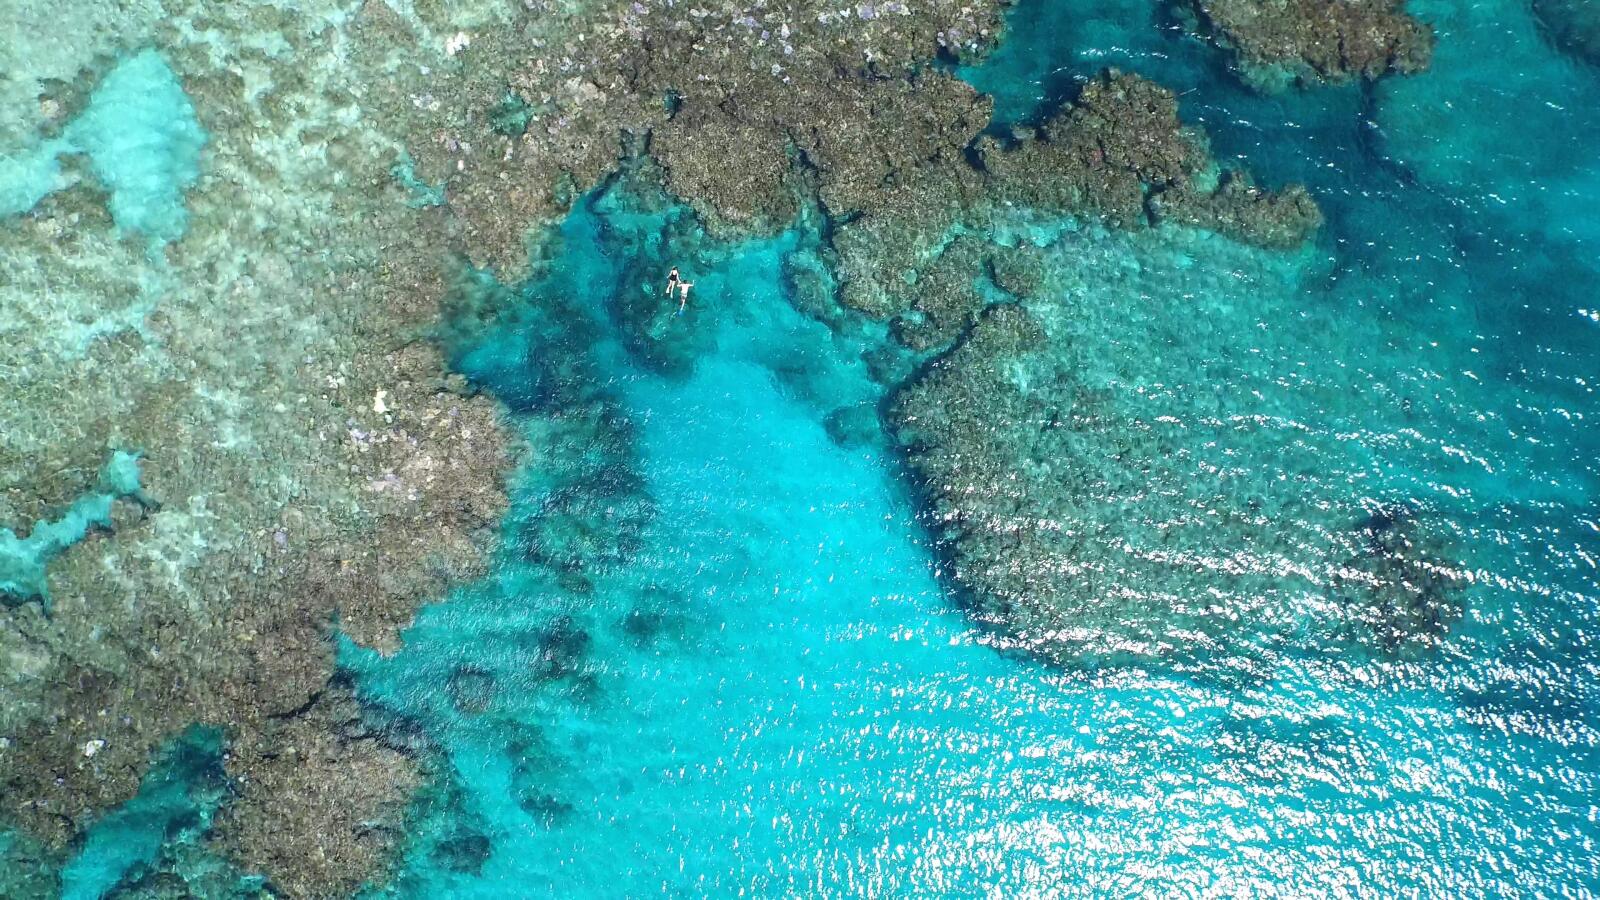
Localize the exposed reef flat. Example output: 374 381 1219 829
1181 0 1434 89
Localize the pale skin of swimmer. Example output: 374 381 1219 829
665 267 694 313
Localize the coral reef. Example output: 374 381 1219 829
1 1 517 893
889 222 1466 669
888 235 994 351
1334 505 1466 652
891 305 1078 647
214 688 421 898
1183 0 1434 89
1 0 1326 892
1533 0 1600 67
983 70 1202 220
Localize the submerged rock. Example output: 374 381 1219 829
1335 504 1466 651
214 689 420 900
447 666 498 714
1533 0 1600 67
824 403 884 449
618 588 693 647
1184 0 1435 89
504 736 577 827
534 614 594 682
828 70 1319 339
430 831 492 875
887 221 1462 671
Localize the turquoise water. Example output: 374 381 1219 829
0 49 204 246
344 1 1599 894
8 0 1600 894
60 728 235 900
0 451 146 609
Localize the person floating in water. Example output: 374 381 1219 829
665 266 694 314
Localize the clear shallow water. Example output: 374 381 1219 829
339 1 1600 895
18 0 1600 894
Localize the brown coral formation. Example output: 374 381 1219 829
215 688 422 898
412 0 1011 273
831 70 1321 337
890 305 1081 647
1186 0 1435 88
2 0 1331 893
1153 170 1323 249
0 0 514 893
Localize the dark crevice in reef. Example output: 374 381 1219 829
262 688 325 724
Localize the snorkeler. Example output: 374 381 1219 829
665 266 693 314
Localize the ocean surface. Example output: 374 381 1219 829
12 0 1600 895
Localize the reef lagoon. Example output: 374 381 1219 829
2 0 1598 896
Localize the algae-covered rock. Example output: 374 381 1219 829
1153 170 1324 249
1186 0 1435 89
214 689 421 900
